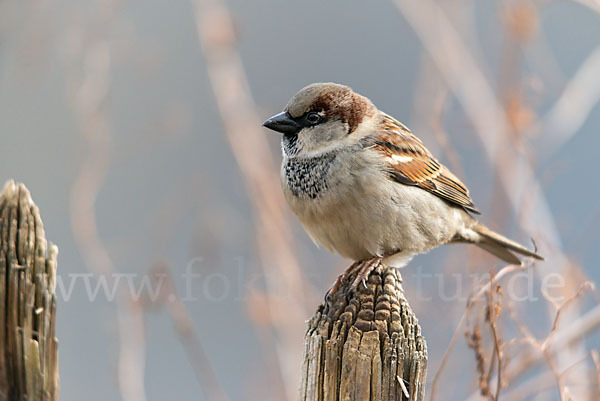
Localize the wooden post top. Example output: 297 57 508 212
300 263 427 401
0 181 59 401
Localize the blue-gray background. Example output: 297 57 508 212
1 1 599 400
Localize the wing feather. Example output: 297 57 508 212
371 114 480 214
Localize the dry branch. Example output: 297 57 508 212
392 1 592 397
0 181 59 401
191 1 312 398
300 264 427 401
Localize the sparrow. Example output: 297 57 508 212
263 83 543 292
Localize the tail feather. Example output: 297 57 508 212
471 223 544 264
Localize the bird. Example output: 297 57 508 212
262 82 543 294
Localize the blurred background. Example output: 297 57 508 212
2 0 600 400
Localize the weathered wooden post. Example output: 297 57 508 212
300 263 427 401
0 181 59 401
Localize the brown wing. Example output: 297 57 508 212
371 114 480 214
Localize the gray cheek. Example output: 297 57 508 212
299 122 347 151
281 127 331 157
319 127 337 142
313 124 343 142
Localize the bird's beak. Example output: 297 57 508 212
262 112 301 135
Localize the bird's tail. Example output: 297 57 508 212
469 223 544 265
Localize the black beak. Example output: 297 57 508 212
262 112 301 135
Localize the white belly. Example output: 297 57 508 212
282 153 469 263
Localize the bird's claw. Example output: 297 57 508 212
326 258 381 301
350 257 382 292
325 261 363 301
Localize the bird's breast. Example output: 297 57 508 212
281 153 337 200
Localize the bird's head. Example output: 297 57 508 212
263 83 376 158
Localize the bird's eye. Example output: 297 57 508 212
305 112 321 125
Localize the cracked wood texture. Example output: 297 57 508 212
0 181 59 401
300 264 427 401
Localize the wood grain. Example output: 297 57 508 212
0 181 59 401
300 264 427 401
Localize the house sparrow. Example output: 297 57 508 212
263 83 543 292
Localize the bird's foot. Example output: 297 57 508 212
325 257 383 302
325 261 362 302
350 256 382 291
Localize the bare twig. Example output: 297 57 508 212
541 282 595 347
592 350 600 395
66 3 149 401
464 271 507 401
531 47 600 157
468 282 598 401
430 263 527 401
488 274 503 401
465 324 490 397
152 263 230 401
391 1 591 397
117 301 147 401
570 0 600 16
489 351 595 401
190 1 312 399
